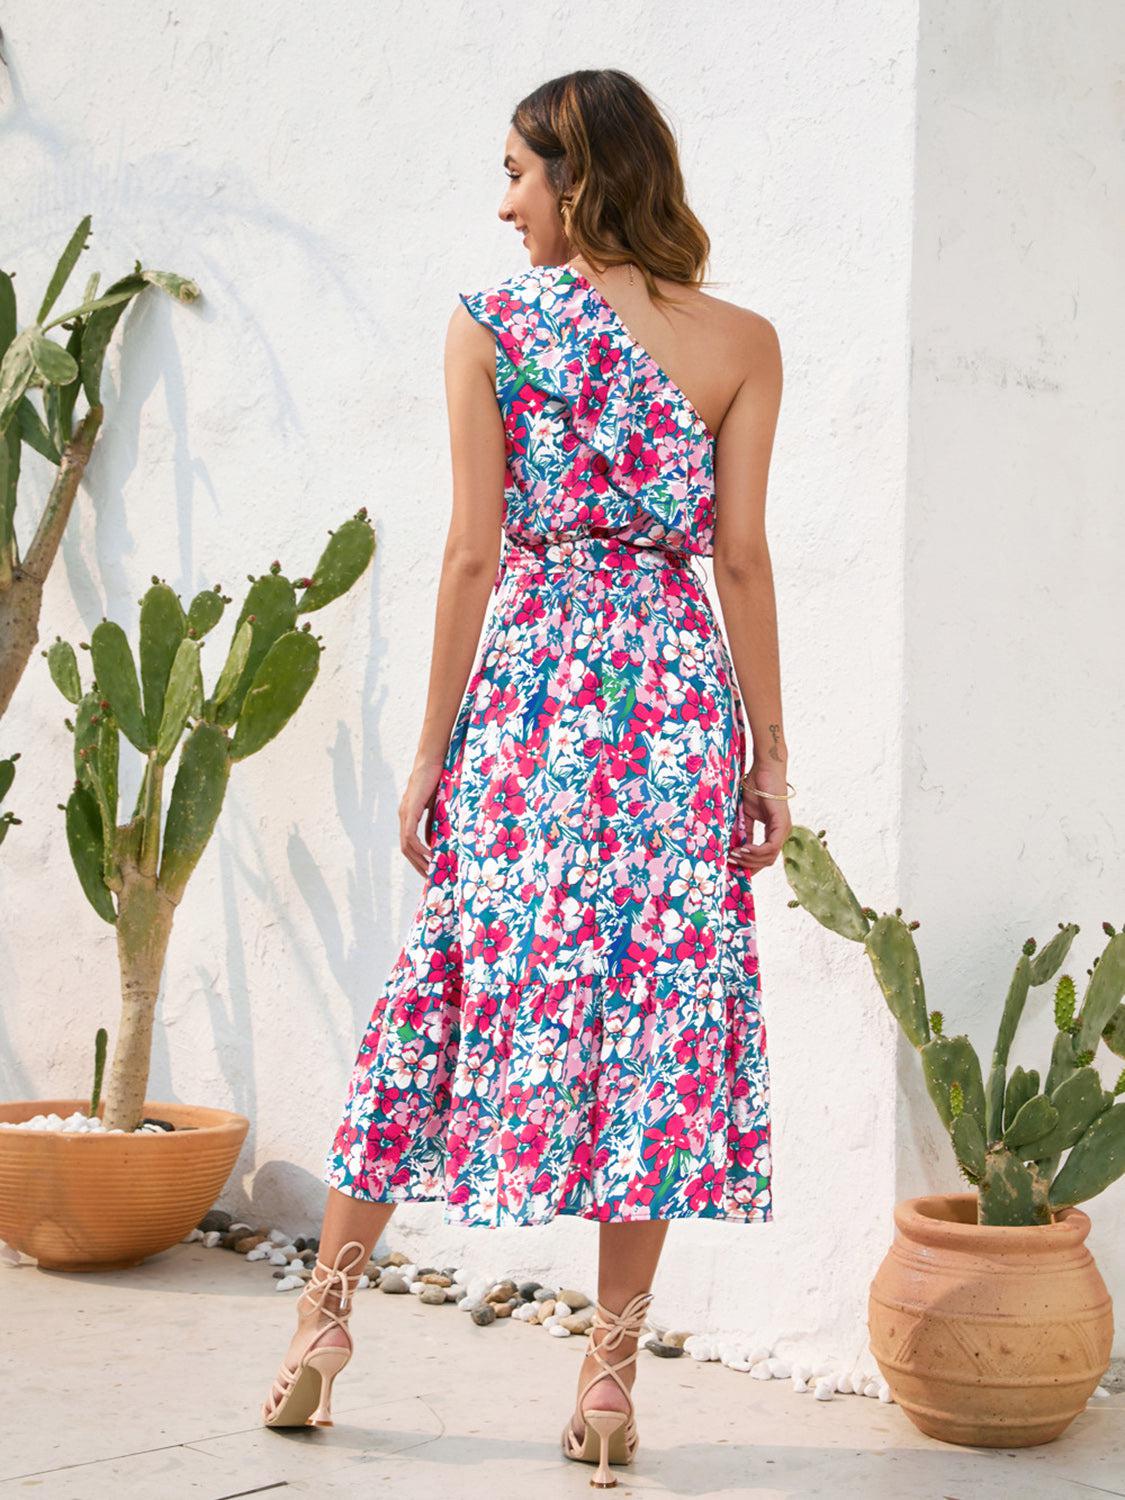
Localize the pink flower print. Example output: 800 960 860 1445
691 780 724 823
390 989 432 1033
686 1163 725 1212
470 919 513 964
599 824 624 862
619 431 660 486
646 398 680 442
620 939 658 976
483 682 520 726
492 823 529 862
428 844 458 886
640 1128 676 1172
675 922 717 969
606 732 647 780
587 332 627 383
672 1027 704 1067
574 669 602 709
484 773 527 821
588 767 617 818
680 685 721 730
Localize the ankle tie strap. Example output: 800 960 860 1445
305 1239 368 1314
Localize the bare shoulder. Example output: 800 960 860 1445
661 278 780 391
695 288 780 374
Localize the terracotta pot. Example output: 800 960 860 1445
869 1191 1113 1446
0 1098 249 1271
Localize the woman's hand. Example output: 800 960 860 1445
731 760 792 873
400 756 445 877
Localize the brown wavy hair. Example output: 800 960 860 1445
510 70 713 307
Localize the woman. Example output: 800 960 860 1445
262 68 788 1486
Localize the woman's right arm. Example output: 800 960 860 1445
711 312 788 874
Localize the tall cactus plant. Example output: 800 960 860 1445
46 513 376 1131
0 215 199 718
783 826 1125 1226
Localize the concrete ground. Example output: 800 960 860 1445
1 1241 1122 1500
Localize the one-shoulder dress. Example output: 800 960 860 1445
322 262 773 1228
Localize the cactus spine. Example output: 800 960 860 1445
783 826 1125 1227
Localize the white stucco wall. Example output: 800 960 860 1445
900 0 1125 1347
4 2 1116 1362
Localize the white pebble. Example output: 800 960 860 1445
549 1324 571 1338
791 1363 811 1383
878 1381 893 1403
356 1273 370 1291
246 1246 271 1261
554 1300 572 1318
399 1263 418 1282
542 1315 559 1329
445 1288 461 1303
791 1376 809 1393
267 1229 291 1246
747 1345 771 1366
453 1267 469 1284
457 1295 475 1310
767 1357 791 1379
814 1378 835 1402
409 1281 425 1294
836 1373 853 1395
181 1228 205 1244
810 1361 835 1377
268 1249 289 1266
1091 1385 1111 1401
275 1274 304 1292
723 1357 753 1373
287 1258 304 1271
1 1241 22 1265
750 1360 773 1380
638 1330 659 1350
202 1231 223 1249
863 1379 881 1398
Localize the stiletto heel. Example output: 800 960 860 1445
583 1408 630 1488
561 1287 654 1486
306 1344 352 1426
261 1238 368 1429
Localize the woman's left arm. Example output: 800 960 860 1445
399 302 506 875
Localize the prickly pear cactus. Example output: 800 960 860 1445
782 826 1125 1226
1 216 199 720
0 750 20 847
46 512 376 1130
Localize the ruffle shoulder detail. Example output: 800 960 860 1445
459 265 715 551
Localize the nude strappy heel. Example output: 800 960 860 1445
261 1238 368 1429
561 1287 654 1488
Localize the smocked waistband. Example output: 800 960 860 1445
495 534 705 586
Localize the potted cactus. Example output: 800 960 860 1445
0 514 375 1271
783 825 1122 1447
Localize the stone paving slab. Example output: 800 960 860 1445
1 1242 1121 1499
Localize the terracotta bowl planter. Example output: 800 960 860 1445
869 1191 1113 1447
0 1098 249 1271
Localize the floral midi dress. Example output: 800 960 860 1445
322 262 773 1228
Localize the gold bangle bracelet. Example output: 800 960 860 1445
740 776 795 800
